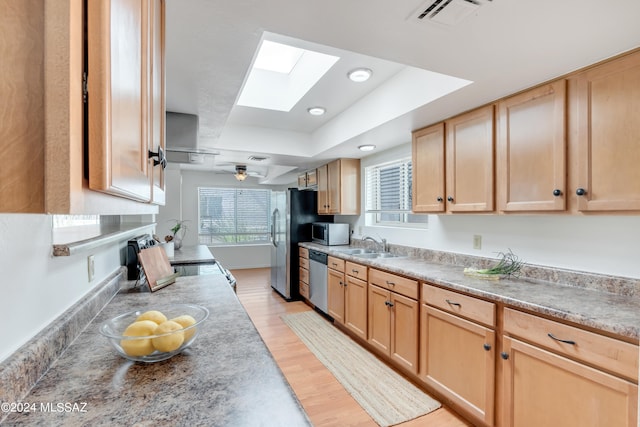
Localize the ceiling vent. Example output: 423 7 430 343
412 0 491 26
248 155 269 162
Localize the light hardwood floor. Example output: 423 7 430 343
232 268 471 427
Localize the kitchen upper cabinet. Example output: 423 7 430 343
572 51 640 212
445 105 495 212
420 284 496 426
497 80 567 212
87 0 166 203
317 159 360 215
0 0 161 214
502 308 638 427
412 123 446 213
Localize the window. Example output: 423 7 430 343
198 187 271 245
365 158 427 227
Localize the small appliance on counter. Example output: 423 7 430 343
311 222 350 246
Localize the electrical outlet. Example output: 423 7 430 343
473 235 482 250
87 255 95 282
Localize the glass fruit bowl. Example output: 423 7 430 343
99 303 209 363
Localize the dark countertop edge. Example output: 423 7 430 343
300 243 640 341
168 245 216 265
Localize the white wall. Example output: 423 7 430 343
0 214 134 363
159 167 286 269
347 143 640 279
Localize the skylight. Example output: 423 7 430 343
236 40 339 112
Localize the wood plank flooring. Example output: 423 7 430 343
233 268 471 427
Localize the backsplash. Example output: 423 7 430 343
353 239 640 297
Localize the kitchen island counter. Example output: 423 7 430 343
3 275 310 426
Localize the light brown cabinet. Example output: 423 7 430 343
327 256 345 323
1 0 162 214
344 267 368 341
497 80 567 212
329 259 368 341
411 106 495 213
88 0 166 203
317 159 360 215
299 247 309 299
420 284 496 425
368 269 419 374
502 308 638 427
571 51 640 212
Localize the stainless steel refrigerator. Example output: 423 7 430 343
270 188 330 300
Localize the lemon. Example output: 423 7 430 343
151 320 185 352
136 310 167 325
171 315 197 341
120 320 157 356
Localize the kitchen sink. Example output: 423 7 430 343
352 252 402 259
332 248 376 255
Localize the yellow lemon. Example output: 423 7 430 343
170 315 197 341
120 320 157 356
136 310 167 325
151 320 184 352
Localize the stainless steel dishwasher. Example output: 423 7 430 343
308 250 328 314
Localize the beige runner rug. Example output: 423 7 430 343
281 310 441 426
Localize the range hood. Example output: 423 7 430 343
165 112 218 164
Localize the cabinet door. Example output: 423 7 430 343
316 164 329 214
148 0 165 205
345 275 367 341
412 123 446 212
88 0 152 202
368 284 390 354
574 52 640 211
502 337 638 427
497 80 566 211
390 293 419 374
445 105 495 212
327 268 345 324
327 159 341 214
421 305 495 425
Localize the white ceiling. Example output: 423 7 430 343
165 0 640 184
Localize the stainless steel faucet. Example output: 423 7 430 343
362 235 387 252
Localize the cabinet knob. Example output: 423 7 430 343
437 197 444 202
483 343 492 351
576 188 587 196
148 146 167 169
447 196 454 202
552 189 562 197
500 352 509 360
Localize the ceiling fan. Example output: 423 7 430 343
215 163 266 181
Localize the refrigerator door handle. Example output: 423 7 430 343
271 208 279 248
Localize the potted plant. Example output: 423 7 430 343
165 220 189 250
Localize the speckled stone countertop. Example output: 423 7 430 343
169 244 216 265
301 243 640 341
3 275 310 426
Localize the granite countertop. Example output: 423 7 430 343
3 275 310 426
169 244 216 265
301 243 640 341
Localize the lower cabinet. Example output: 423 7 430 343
328 259 368 341
299 248 309 299
420 284 496 426
327 260 345 323
368 269 419 374
502 308 638 427
344 272 368 341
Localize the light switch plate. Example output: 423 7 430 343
473 235 482 250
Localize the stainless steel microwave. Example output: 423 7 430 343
311 222 350 246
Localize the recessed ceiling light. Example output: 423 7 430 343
307 107 326 116
348 68 373 82
358 144 376 152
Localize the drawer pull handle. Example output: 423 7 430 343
445 299 461 307
386 280 396 286
332 263 338 267
352 269 359 274
548 333 576 345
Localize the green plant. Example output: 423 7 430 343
165 220 189 242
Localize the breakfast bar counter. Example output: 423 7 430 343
3 275 310 426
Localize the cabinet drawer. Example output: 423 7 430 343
300 281 309 299
299 247 309 258
504 308 639 381
299 257 309 270
345 261 367 281
370 268 418 300
423 284 495 327
328 256 344 272
299 267 309 285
